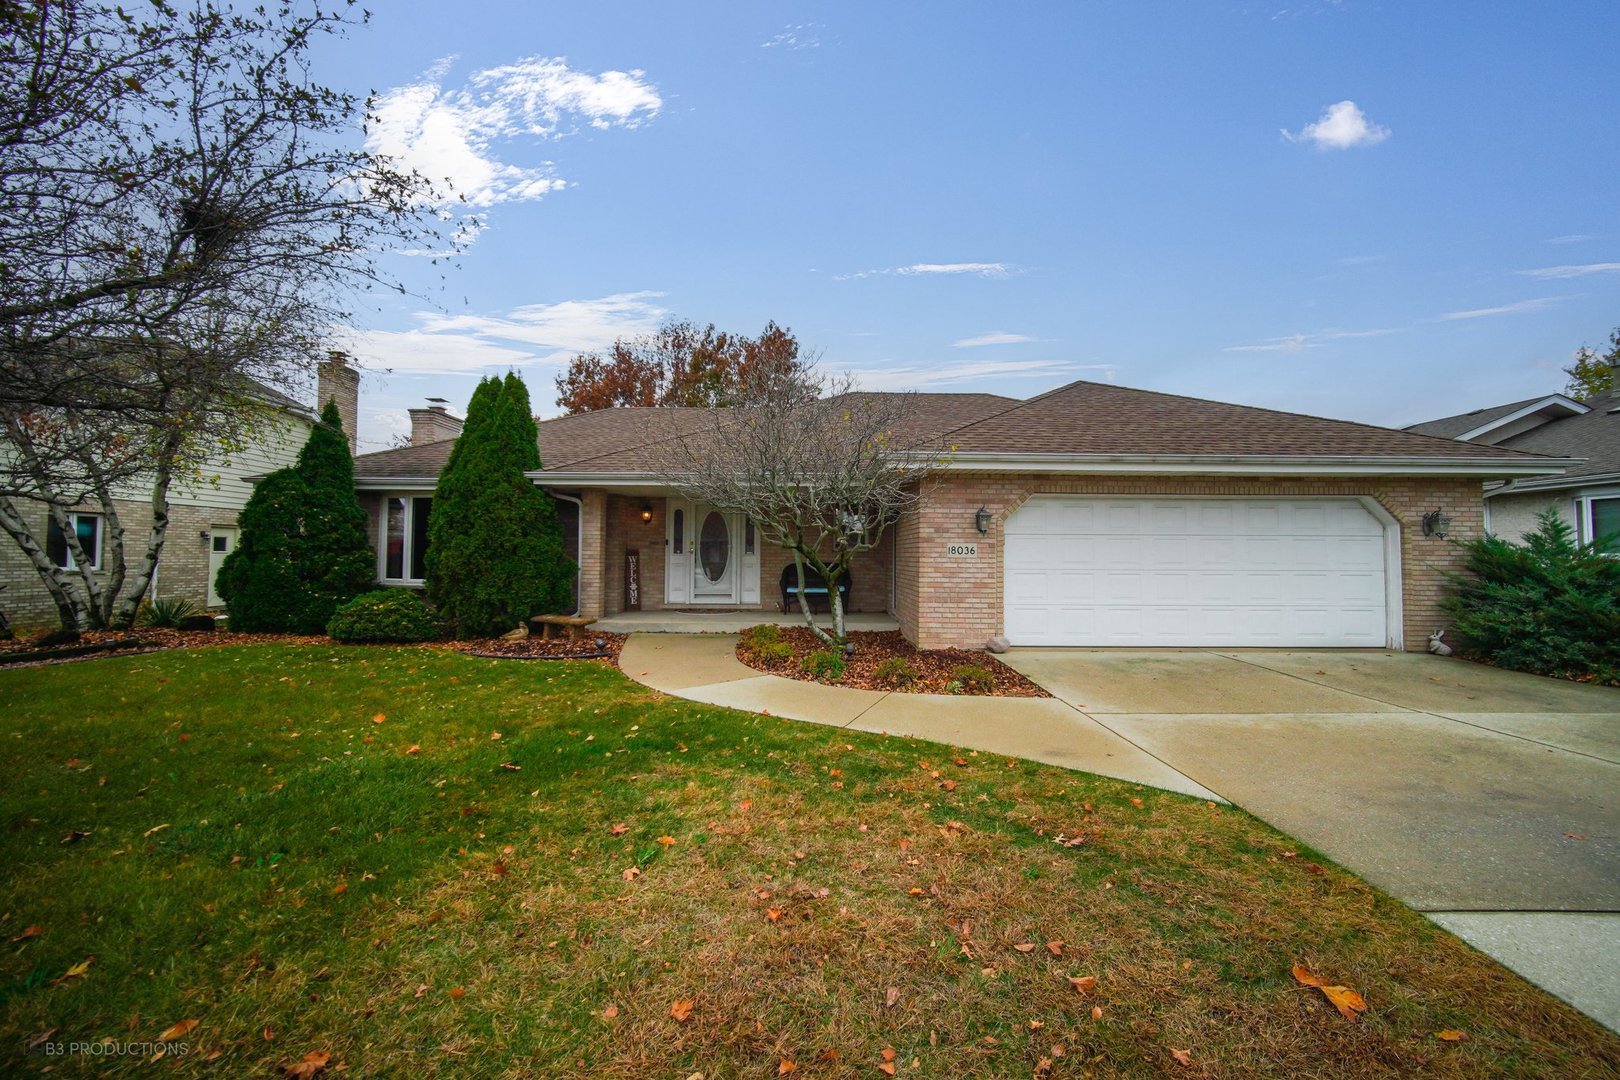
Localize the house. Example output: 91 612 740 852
346 375 1570 651
0 362 356 625
1406 378 1619 551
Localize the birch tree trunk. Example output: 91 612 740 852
0 497 91 630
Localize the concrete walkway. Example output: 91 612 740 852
617 633 1223 801
619 635 1620 1033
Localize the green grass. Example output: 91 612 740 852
1 644 1616 1078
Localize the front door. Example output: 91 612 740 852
206 526 237 608
665 501 760 606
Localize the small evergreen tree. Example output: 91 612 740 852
216 401 374 632
1443 507 1620 682
425 373 574 638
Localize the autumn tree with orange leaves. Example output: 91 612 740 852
554 321 805 413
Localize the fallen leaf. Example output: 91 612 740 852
498 761 521 771
622 866 640 881
602 1004 619 1019
9 925 43 944
779 1059 796 1074
738 799 753 811
448 987 465 999
1091 1006 1103 1020
282 1049 331 1078
263 1026 275 1041
1051 1043 1065 1057
491 860 508 877
1046 941 1064 957
413 986 428 999
907 887 926 897
331 882 347 895
1291 964 1329 988
1068 975 1096 994
1033 1058 1054 1078
670 998 694 1022
886 986 901 1007
490 731 502 740
1130 798 1144 808
371 714 386 724
1435 1029 1468 1042
158 1019 199 1041
658 835 676 846
405 745 422 755
877 1065 896 1077
766 908 784 923
26 1029 57 1053
1564 832 1588 841
54 957 92 984
1320 984 1368 1020
143 823 169 838
610 823 629 836
1014 943 1037 953
1027 1020 1043 1031
61 829 91 844
882 1048 896 1061
1170 1047 1193 1067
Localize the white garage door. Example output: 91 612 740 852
1003 497 1388 647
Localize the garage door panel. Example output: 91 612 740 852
1002 497 1389 647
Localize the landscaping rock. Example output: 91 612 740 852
986 635 1011 654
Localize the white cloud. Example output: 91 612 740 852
762 23 822 49
1439 297 1559 321
1546 234 1594 244
1282 100 1390 150
1520 262 1620 280
952 332 1036 348
848 359 1110 391
1222 327 1393 353
337 292 670 377
368 57 660 209
838 262 1013 281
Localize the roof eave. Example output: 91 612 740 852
1487 469 1620 496
355 476 439 490
1453 394 1590 442
938 453 1577 477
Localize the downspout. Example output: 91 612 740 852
544 489 584 616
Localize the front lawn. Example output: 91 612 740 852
1 646 1614 1077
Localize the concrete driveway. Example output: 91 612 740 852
998 648 1620 1031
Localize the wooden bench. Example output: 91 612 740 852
779 564 851 615
530 614 598 641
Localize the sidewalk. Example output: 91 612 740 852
617 633 1223 802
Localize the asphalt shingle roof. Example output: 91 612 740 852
1494 394 1620 482
1402 397 1548 440
352 380 1554 481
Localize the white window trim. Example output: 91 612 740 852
1576 488 1620 552
378 492 433 585
53 511 103 571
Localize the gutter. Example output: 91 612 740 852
1486 469 1620 497
934 452 1575 477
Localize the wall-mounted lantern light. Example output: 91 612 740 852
975 506 992 534
1421 509 1452 539
199 530 211 542
639 501 653 524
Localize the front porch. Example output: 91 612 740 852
596 610 900 635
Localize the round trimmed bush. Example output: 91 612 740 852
326 589 441 643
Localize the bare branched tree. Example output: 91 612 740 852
0 1 458 628
664 366 947 649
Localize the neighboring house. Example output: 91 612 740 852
1406 378 1619 550
0 361 359 625
346 377 1569 652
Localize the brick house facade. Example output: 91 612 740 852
349 379 1567 652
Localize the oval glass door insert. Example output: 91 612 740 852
699 511 729 583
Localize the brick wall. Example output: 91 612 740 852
908 473 1485 651
0 497 242 627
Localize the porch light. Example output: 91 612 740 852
639 501 653 524
974 506 992 534
1421 509 1452 539
199 530 210 542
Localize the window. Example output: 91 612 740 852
46 512 102 571
381 495 433 582
672 508 685 554
1584 496 1620 554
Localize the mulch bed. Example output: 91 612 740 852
0 627 627 667
448 631 627 662
736 627 1049 697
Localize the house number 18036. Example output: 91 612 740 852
946 543 978 557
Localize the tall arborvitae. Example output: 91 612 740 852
424 373 574 638
215 401 374 633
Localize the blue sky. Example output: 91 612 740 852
320 2 1620 451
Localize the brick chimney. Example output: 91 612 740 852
408 398 464 446
316 351 360 455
